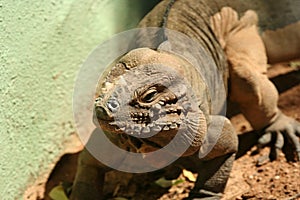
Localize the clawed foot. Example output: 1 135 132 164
257 112 300 162
185 189 222 200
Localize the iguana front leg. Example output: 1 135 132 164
187 116 238 199
211 7 300 161
70 129 111 200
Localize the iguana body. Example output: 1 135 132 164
70 0 300 199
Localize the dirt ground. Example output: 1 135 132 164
41 61 300 200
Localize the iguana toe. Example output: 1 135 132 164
258 112 300 162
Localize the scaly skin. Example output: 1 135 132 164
94 49 209 156
70 0 300 199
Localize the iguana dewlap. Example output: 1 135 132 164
70 0 300 199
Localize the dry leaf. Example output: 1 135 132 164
289 61 300 69
155 177 173 188
49 185 68 200
182 169 196 182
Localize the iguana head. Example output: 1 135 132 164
94 48 209 156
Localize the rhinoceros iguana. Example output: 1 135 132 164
70 0 300 199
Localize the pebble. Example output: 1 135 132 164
274 175 280 180
257 168 264 173
257 177 262 182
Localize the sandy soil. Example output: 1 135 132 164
38 61 300 200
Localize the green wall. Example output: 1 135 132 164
1 0 159 199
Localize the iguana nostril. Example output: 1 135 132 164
95 106 111 121
107 98 120 113
95 106 110 120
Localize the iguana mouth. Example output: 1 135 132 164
130 105 182 124
97 104 183 135
130 111 151 124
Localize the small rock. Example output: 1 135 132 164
291 162 299 167
257 177 262 182
257 168 264 173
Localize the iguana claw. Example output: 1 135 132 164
258 112 300 161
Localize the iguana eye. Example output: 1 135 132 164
107 98 120 113
141 88 158 103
